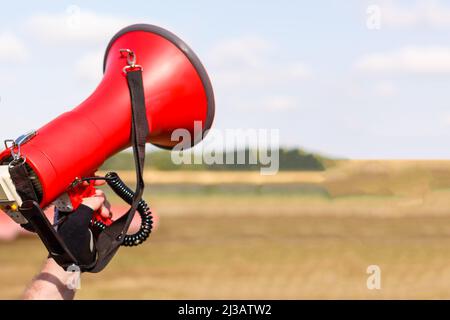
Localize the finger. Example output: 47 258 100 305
81 195 105 211
81 179 105 186
94 189 105 198
104 199 111 211
94 179 106 186
100 205 112 219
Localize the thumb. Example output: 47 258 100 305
81 190 106 211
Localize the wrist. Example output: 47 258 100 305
41 258 73 282
23 258 79 300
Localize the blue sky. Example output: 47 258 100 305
1 0 450 159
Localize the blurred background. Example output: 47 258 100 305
2 0 450 299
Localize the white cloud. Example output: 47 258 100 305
262 96 297 111
207 36 309 112
380 0 450 28
208 36 271 69
26 7 132 45
355 46 450 74
287 62 310 79
342 79 396 99
442 114 450 126
373 81 396 97
0 32 28 62
208 36 310 90
75 50 103 82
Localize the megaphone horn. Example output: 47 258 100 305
0 24 215 271
0 24 215 208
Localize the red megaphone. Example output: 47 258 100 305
0 24 215 208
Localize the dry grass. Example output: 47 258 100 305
97 170 326 185
324 160 450 197
1 161 450 299
3 210 450 299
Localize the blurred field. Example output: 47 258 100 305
3 160 450 299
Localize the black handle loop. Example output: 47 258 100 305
88 69 149 273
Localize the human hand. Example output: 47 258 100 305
81 189 112 220
80 180 112 220
55 179 112 269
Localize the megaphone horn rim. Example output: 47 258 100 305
102 24 215 150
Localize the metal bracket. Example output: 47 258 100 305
119 48 143 74
4 130 36 163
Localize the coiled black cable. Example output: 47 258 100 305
91 172 153 247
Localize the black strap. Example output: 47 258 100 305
9 161 38 202
10 155 83 268
88 69 149 272
9 160 39 231
19 200 80 267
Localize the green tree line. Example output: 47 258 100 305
101 148 335 171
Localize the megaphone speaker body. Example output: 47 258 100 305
0 24 214 208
